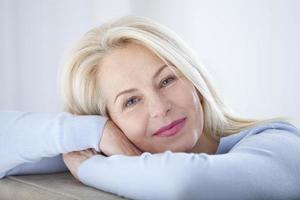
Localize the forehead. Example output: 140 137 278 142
98 43 174 98
101 43 164 76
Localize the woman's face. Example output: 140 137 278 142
99 43 204 153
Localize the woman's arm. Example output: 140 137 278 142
0 111 108 179
72 124 300 200
5 155 68 176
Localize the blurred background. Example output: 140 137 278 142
0 0 299 126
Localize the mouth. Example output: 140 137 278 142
153 117 187 137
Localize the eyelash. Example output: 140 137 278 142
123 75 177 108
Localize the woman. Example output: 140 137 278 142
1 16 300 200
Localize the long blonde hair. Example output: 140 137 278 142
61 15 285 140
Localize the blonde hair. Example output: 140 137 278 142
61 15 285 140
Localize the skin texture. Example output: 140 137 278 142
63 149 97 180
63 42 220 179
99 43 204 153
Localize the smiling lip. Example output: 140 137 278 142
153 117 187 137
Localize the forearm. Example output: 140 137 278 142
5 155 68 176
0 111 108 178
76 127 300 200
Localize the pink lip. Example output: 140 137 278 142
153 117 187 137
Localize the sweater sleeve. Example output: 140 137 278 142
0 111 109 179
77 124 300 200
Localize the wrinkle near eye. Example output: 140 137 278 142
122 75 177 110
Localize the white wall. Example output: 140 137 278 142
0 0 299 126
0 0 132 112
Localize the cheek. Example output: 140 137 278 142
117 116 147 143
172 83 204 130
169 82 199 110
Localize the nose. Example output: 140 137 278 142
148 92 172 118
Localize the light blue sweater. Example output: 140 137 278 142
0 111 300 200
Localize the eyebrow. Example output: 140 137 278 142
114 64 169 104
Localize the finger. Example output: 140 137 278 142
79 149 97 157
86 148 98 155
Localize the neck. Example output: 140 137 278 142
190 131 220 155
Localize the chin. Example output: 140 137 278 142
160 144 194 153
144 139 196 153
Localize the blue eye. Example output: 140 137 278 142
123 76 176 109
124 97 139 108
160 76 176 87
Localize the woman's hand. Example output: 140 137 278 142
62 149 97 180
64 120 142 180
99 120 143 156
